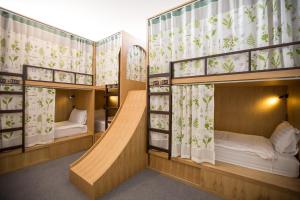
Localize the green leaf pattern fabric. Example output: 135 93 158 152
150 113 169 131
0 10 93 84
96 33 121 86
24 87 55 147
126 45 146 82
172 84 214 164
148 0 300 77
150 96 169 111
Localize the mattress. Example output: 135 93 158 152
95 119 105 132
150 130 300 177
215 130 299 177
54 121 87 139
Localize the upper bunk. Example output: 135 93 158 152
147 0 300 85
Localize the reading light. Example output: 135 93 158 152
279 94 289 99
109 96 118 105
69 95 75 100
266 97 279 106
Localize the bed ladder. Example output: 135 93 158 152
147 64 172 159
0 71 25 153
104 84 120 129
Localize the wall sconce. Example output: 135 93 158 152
69 95 75 100
279 94 289 99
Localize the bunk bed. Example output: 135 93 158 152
147 1 300 198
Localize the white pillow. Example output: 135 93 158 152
270 121 300 155
69 108 87 125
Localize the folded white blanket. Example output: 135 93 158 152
55 121 85 130
215 130 276 160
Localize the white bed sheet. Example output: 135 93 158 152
215 130 299 177
150 130 300 177
54 121 87 139
95 119 105 132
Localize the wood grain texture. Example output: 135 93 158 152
215 85 287 137
148 151 300 200
172 69 300 85
55 89 75 122
288 85 300 130
70 91 147 200
0 134 93 175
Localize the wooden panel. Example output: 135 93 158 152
119 31 146 105
70 91 147 200
215 85 287 137
0 134 93 175
25 80 94 90
55 89 75 122
288 85 300 130
172 69 300 85
148 151 300 200
74 90 95 134
95 91 105 110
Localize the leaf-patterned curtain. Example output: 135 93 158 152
0 75 23 149
172 84 214 164
148 0 300 77
0 9 93 85
96 33 121 86
25 87 55 147
126 45 146 82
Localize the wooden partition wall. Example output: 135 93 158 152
119 31 146 105
215 85 287 138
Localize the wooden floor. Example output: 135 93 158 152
0 133 93 175
148 150 300 200
69 90 147 200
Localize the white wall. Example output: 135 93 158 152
0 0 188 43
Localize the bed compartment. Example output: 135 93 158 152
215 130 299 177
54 121 87 139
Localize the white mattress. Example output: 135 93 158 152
150 130 300 177
54 121 87 139
95 119 105 132
215 130 299 177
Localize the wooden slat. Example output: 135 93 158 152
0 127 23 133
148 150 300 200
0 109 23 114
149 73 170 78
148 92 171 96
149 128 169 134
149 110 169 115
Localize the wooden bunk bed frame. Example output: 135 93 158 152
146 2 300 198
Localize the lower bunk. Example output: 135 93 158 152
0 133 93 175
148 150 300 200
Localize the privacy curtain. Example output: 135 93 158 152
172 84 215 164
0 9 94 85
148 0 300 77
126 45 146 82
0 74 23 148
96 33 121 86
25 87 55 147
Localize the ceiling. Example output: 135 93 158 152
0 0 188 44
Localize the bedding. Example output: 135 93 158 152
215 130 299 177
54 121 87 139
69 109 87 125
149 129 300 177
95 119 106 132
270 121 300 155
